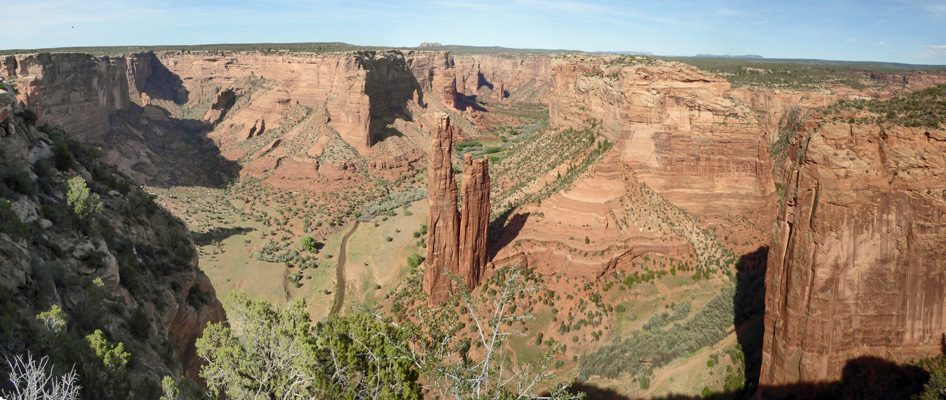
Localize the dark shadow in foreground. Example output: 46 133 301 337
733 246 770 396
569 356 929 400
191 226 255 246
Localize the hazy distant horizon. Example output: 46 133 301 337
5 0 946 65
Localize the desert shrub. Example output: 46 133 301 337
578 286 735 381
453 140 482 153
66 177 102 222
300 236 320 253
48 129 76 171
252 240 298 263
129 307 150 340
1 169 35 196
407 252 424 268
359 188 426 222
86 330 129 375
21 108 38 125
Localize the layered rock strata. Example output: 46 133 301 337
548 56 776 232
425 116 491 304
760 118 946 389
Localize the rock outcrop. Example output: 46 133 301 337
459 154 491 289
0 102 225 393
760 116 946 390
425 116 491 303
425 116 461 305
203 88 236 124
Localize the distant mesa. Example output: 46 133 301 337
693 53 764 59
419 42 443 47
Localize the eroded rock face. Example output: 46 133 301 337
760 119 946 389
203 88 236 124
2 53 130 143
548 57 776 232
0 104 225 393
459 154 490 289
454 55 551 102
425 116 461 304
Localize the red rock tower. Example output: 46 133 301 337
459 154 490 290
425 116 460 305
425 116 491 304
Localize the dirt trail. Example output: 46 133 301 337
330 221 360 316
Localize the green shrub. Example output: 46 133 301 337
86 330 129 374
300 236 320 253
66 176 102 222
407 252 424 268
49 130 76 171
1 169 35 196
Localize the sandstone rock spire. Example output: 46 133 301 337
459 154 490 290
424 116 460 305
425 116 491 304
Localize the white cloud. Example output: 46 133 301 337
916 45 946 58
844 37 857 42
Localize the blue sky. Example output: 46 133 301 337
5 0 946 64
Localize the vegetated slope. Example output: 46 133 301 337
761 84 946 394
0 91 224 398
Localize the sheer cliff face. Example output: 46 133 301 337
425 116 460 305
3 53 129 143
761 119 946 387
459 154 490 289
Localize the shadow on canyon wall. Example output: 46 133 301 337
108 103 241 188
139 51 189 104
362 53 423 145
488 210 530 260
191 226 255 247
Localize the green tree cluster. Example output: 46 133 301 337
66 176 102 222
197 292 420 399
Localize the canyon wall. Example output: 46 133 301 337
760 118 946 388
548 56 776 238
2 53 130 143
454 55 551 102
0 103 225 391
